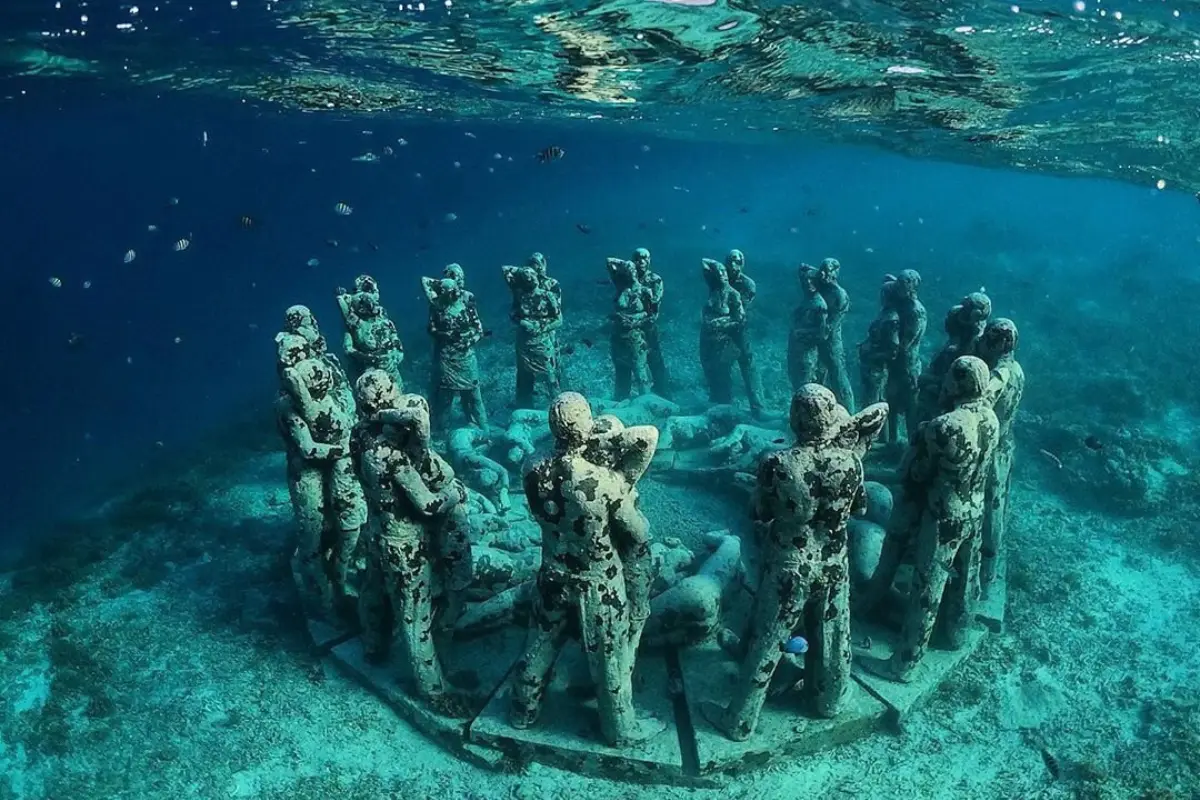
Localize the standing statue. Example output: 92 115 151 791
275 321 366 620
977 319 1024 595
704 386 887 741
281 304 329 359
882 270 927 443
353 373 474 700
858 304 901 421
337 275 405 390
859 356 999 682
631 247 672 399
511 392 664 747
607 257 653 400
787 265 829 393
502 254 563 409
913 291 991 428
422 268 488 430
723 249 764 416
812 258 855 412
698 258 749 407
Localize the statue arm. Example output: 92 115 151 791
279 400 340 459
616 425 659 485
741 276 757 304
421 276 439 304
394 463 461 517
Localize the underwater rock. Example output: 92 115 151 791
862 480 893 526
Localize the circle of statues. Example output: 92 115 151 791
274 246 1024 754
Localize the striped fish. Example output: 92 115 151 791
124 249 136 264
174 236 191 252
334 202 353 216
49 276 62 287
536 145 565 163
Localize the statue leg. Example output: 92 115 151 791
384 348 405 393
701 338 733 405
388 536 447 698
432 504 474 635
716 566 805 741
826 333 856 412
736 335 764 415
580 573 652 746
431 384 454 432
980 438 1013 593
461 386 488 429
287 456 333 616
510 574 571 729
645 323 672 399
936 525 978 649
888 517 959 681
789 342 821 394
515 348 535 409
328 455 368 616
804 566 852 718
358 531 392 660
611 334 633 400
545 335 562 399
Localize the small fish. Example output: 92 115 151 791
397 137 408 146
739 206 749 214
334 202 353 216
783 636 808 655
351 152 378 163
368 242 379 252
167 196 180 207
536 145 565 163
306 258 320 268
482 329 494 338
147 224 158 232
453 161 462 168
672 185 690 193
561 344 577 356
465 131 477 139
123 249 136 264
326 239 340 248
444 212 458 222
202 130 208 147
49 276 63 287
772 438 786 444
1084 435 1103 451
66 331 85 349
576 223 592 234
1038 449 1063 469
1040 748 1060 780
174 236 191 252
493 152 502 160
581 338 594 349
82 280 92 289
382 146 394 156
239 215 256 230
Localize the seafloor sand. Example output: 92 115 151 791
3 239 1199 799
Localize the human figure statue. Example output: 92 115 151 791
976 319 1024 595
722 250 764 415
447 425 512 515
607 257 653 400
336 275 405 390
281 304 329 359
511 392 664 747
859 305 900 413
812 258 855 412
275 326 366 620
352 372 474 700
913 292 991 428
787 265 829 393
882 270 927 443
703 386 887 741
502 254 563 409
698 258 749 407
422 270 487 431
859 356 999 682
631 247 672 399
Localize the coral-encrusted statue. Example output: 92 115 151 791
502 254 563 409
977 319 1024 595
724 249 764 416
422 267 487 430
913 292 991 429
788 264 829 394
882 270 927 442
859 356 998 682
813 258 855 412
699 258 749 407
337 274 405 391
607 257 653 400
511 392 665 747
631 247 672 399
859 303 901 424
704 386 887 741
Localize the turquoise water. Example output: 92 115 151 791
3 2 1200 798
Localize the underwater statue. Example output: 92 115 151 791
813 258 855 412
631 247 672 399
703 386 887 741
511 392 665 747
502 254 563 409
859 356 998 683
422 267 488 431
882 270 927 443
447 425 512 516
698 258 749 407
977 318 1024 595
787 264 829 393
281 303 329 359
607 257 653 400
352 372 474 701
337 274 405 391
724 249 764 416
275 325 366 620
858 303 901 429
913 291 991 429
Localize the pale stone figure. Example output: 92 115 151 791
337 274 405 390
447 425 512 515
859 356 999 682
882 270 927 443
977 319 1024 595
788 265 829 393
502 254 563 409
698 258 749 407
724 249 764 416
607 257 653 400
423 268 488 430
859 306 901 420
511 392 664 747
704 386 887 741
813 258 855 412
352 374 474 700
913 292 991 428
631 247 672 399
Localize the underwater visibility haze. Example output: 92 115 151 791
3 1 1200 798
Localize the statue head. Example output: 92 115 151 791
290 356 334 399
436 277 462 305
940 355 989 407
443 262 466 288
608 258 636 288
725 249 745 276
284 304 318 334
528 252 547 276
896 269 921 295
798 263 820 292
978 318 1018 364
632 247 651 274
397 393 432 448
817 257 841 286
355 369 401 416
960 292 992 323
354 274 379 295
789 384 841 445
275 332 311 369
353 293 381 318
701 258 728 290
549 391 594 453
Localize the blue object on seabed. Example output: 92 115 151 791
784 636 809 655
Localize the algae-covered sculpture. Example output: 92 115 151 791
813 258 856 412
787 264 829 393
882 270 927 443
511 392 664 747
275 321 366 620
352 373 474 699
281 303 329 359
977 318 1024 595
859 305 901 421
337 274 405 391
704 386 887 741
447 425 512 516
699 258 749 407
859 356 998 682
724 249 764 416
422 267 487 430
913 291 991 429
607 257 653 400
631 247 671 399
502 254 563 409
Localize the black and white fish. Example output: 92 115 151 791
536 145 565 163
334 202 353 216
